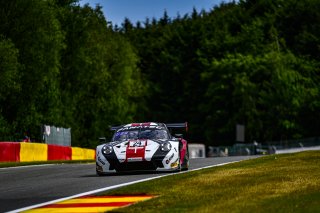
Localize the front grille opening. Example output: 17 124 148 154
115 161 157 172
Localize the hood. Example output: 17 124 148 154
110 139 168 147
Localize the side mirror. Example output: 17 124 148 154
99 137 106 143
174 134 183 138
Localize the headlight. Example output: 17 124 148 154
161 142 172 152
102 145 113 155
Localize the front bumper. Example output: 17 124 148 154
96 142 180 173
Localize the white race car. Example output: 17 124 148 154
96 122 189 175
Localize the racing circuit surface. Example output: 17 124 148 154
0 156 260 212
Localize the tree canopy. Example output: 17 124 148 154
0 0 319 147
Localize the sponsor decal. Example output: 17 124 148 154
98 156 105 165
171 159 179 168
171 161 179 168
131 122 151 127
117 125 163 132
166 153 174 164
127 157 143 162
129 140 146 147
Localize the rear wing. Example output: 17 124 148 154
165 122 188 132
109 122 188 132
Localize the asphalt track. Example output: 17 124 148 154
0 156 260 212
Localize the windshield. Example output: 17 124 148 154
112 129 169 141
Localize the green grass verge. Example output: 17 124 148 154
0 160 95 168
105 151 320 213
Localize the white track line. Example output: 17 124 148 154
0 164 55 170
7 160 241 213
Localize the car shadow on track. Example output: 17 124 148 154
81 170 180 177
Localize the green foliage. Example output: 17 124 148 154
0 0 319 147
201 51 318 144
0 37 20 138
125 0 320 145
0 37 20 101
0 0 65 139
0 0 145 146
58 4 145 147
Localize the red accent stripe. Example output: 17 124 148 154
131 122 151 127
80 195 153 198
180 139 187 163
41 202 134 208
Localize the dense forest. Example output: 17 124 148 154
0 0 319 148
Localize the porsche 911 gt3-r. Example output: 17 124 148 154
96 122 189 175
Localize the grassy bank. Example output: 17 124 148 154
105 151 320 213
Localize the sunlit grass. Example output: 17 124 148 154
105 151 320 213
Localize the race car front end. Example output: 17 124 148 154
96 139 181 174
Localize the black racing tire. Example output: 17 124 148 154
178 157 182 172
96 170 106 176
